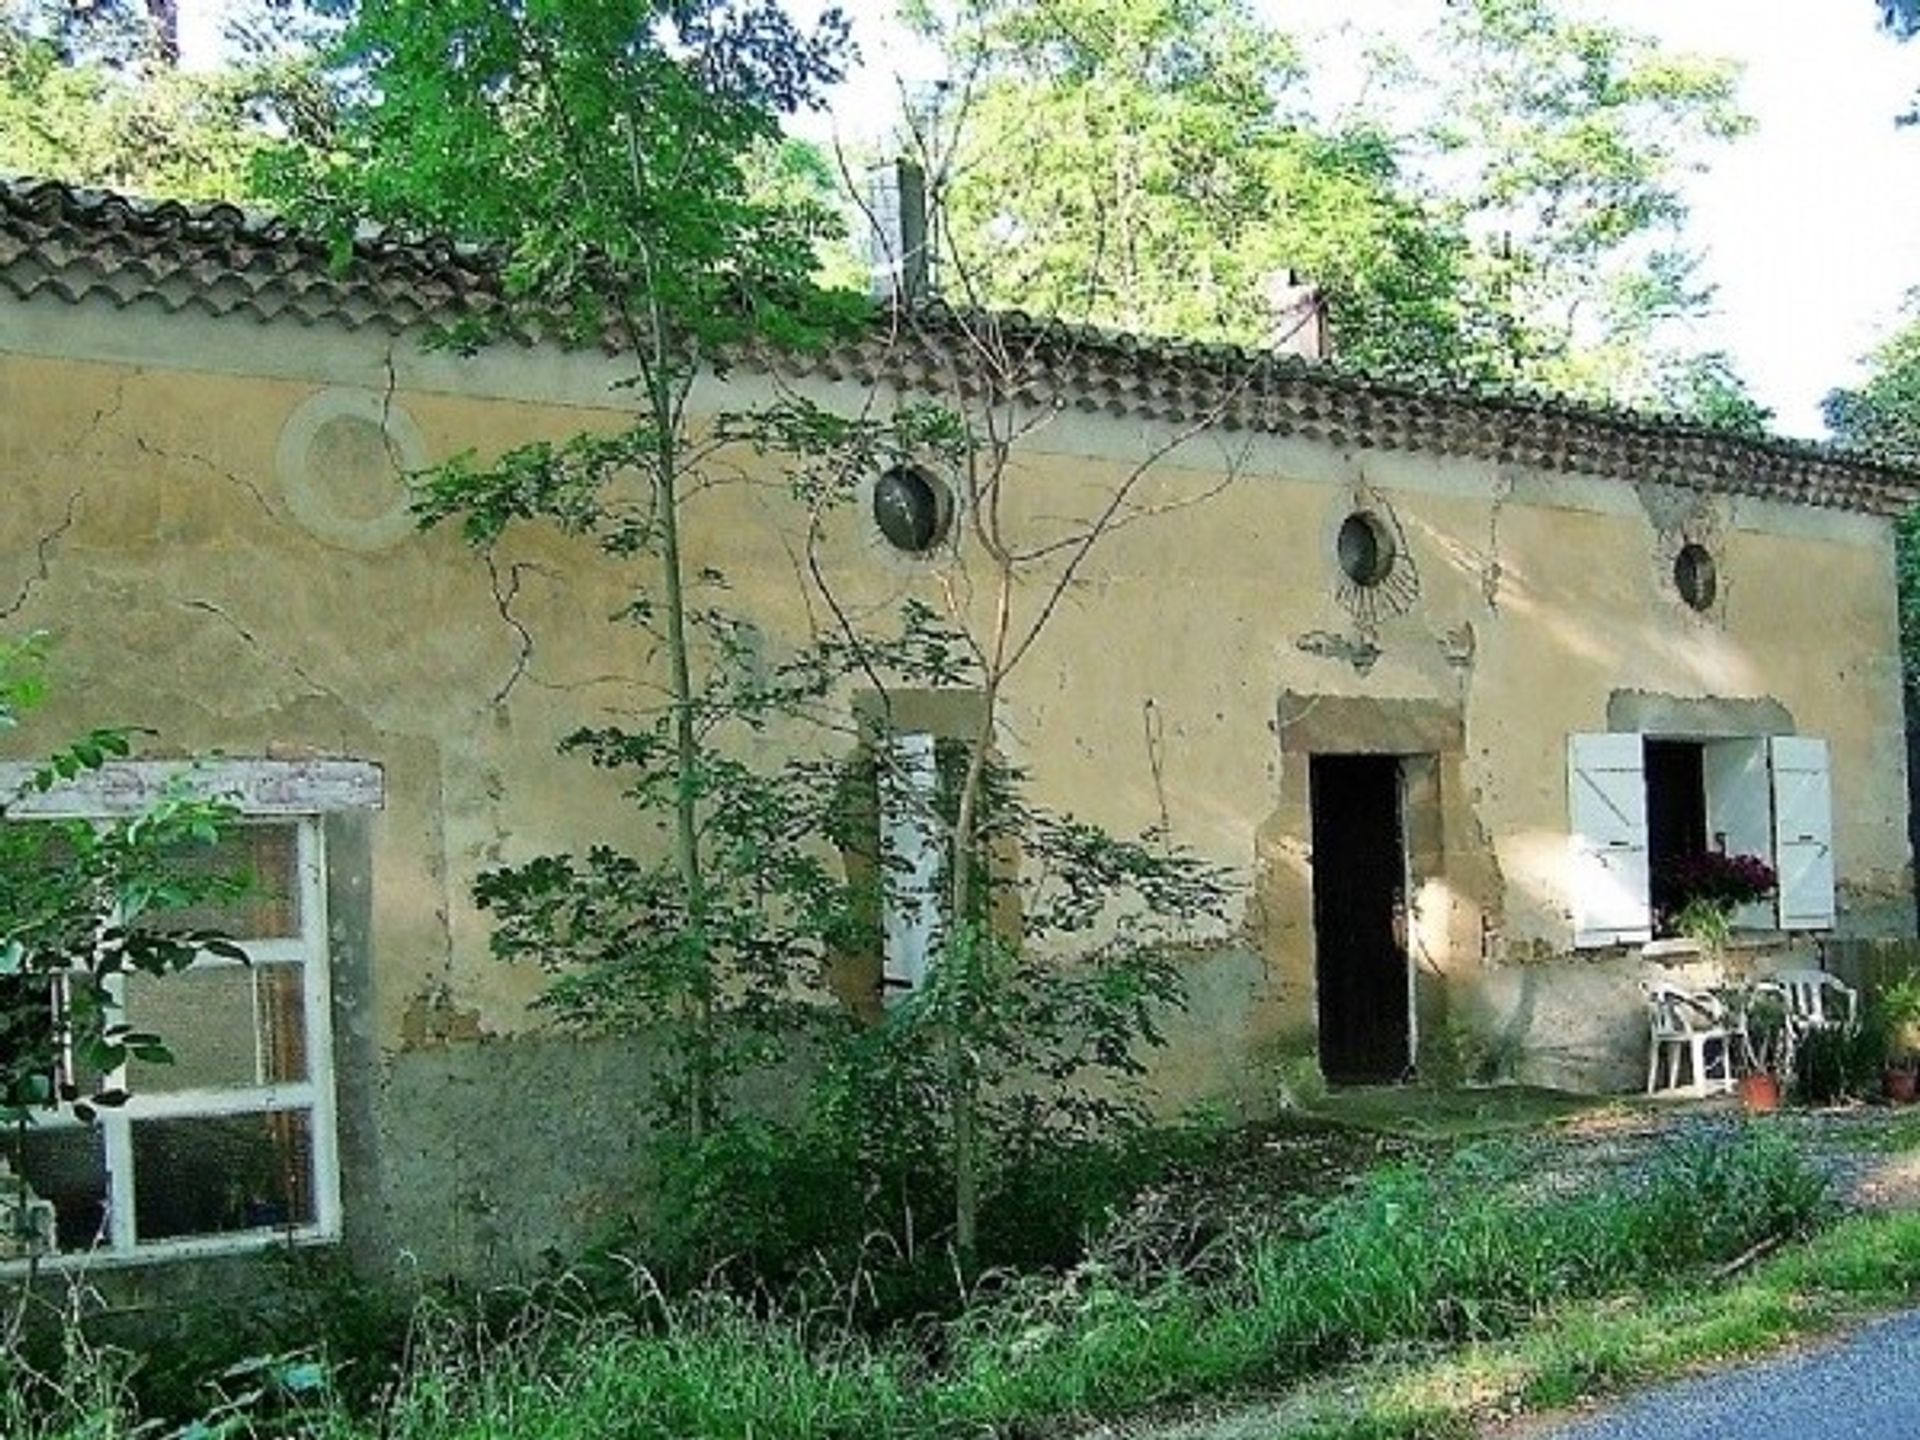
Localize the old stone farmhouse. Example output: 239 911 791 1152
2 177 1918 1280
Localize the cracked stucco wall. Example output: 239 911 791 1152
2 308 1914 1272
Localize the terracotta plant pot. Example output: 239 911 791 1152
1739 1073 1783 1113
1886 1068 1919 1105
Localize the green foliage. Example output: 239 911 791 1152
1428 0 1753 405
271 0 872 1152
1655 350 1774 436
926 0 1478 373
1791 1022 1884 1106
0 26 255 199
4 1124 1837 1439
1823 294 1920 684
0 13 332 203
917 0 1760 418
0 636 245 1127
307 0 1229 1275
1825 296 1920 461
267 0 862 358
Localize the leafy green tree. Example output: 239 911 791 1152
273 0 1240 1278
1424 0 1754 404
1656 350 1773 437
267 0 862 1145
0 0 341 203
1825 299 1920 682
5 0 179 68
912 0 1761 419
919 0 1477 374
0 25 276 200
1825 304 1920 460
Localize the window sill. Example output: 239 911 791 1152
0 1224 337 1277
1639 932 1809 962
1640 937 1706 960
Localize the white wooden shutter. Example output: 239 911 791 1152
1568 733 1652 947
1770 736 1836 931
1703 738 1775 930
880 732 940 999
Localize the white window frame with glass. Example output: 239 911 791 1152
878 730 940 1001
1567 733 1835 949
0 759 375 1269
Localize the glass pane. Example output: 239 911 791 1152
4 1126 108 1257
124 964 307 1092
144 824 302 941
0 973 63 1108
132 1111 315 1241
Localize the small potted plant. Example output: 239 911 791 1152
1738 988 1790 1113
1876 974 1920 1103
1657 851 1778 950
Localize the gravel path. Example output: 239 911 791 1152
1518 1102 1920 1211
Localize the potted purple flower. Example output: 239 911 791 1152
1655 851 1778 949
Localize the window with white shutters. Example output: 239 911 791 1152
1567 732 1838 947
1568 733 1653 947
1770 736 1836 931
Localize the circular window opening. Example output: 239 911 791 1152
1674 542 1717 611
1336 511 1397 588
872 466 951 555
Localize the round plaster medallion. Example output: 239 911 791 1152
276 389 428 552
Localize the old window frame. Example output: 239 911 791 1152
0 759 373 1269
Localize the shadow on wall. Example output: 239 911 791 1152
1457 962 1655 1094
371 1028 814 1283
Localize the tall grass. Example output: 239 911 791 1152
3 1128 1833 1440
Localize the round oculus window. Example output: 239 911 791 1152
872 466 951 555
1336 511 1397 588
1674 542 1717 611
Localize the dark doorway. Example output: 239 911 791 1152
1645 739 1706 928
1309 754 1411 1084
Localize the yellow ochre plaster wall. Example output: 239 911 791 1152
1 301 1910 1133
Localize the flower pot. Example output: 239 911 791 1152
1739 1073 1782 1113
1886 1068 1919 1105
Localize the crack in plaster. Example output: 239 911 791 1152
134 436 287 532
178 597 339 703
483 553 558 706
377 345 409 474
69 373 132 453
1482 471 1512 613
1 491 80 620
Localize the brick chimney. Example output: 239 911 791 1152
868 158 930 306
1266 269 1329 361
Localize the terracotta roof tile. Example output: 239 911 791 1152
4 175 1918 516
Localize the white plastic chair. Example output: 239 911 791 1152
1751 969 1858 1077
1756 969 1858 1034
1641 980 1739 1097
